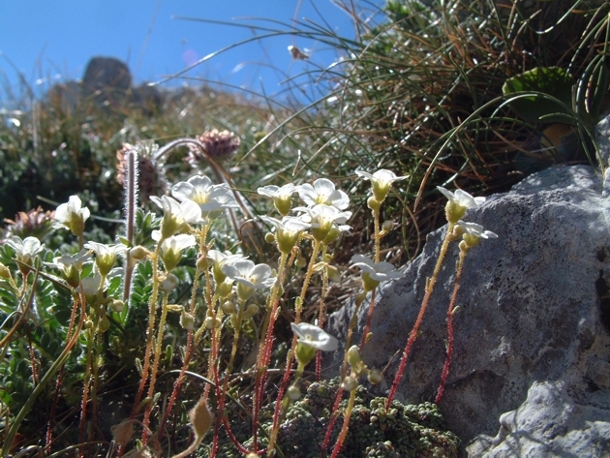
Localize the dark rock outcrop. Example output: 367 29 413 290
46 56 163 114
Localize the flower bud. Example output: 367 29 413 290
216 279 233 298
347 345 362 368
0 263 10 279
222 301 236 314
381 220 394 232
341 375 359 392
110 300 125 313
264 232 275 244
367 369 383 384
196 255 209 270
180 311 195 331
287 385 301 401
160 273 178 292
204 316 221 329
129 245 149 260
367 196 381 212
63 264 81 288
244 303 259 318
295 254 307 268
98 314 111 333
326 265 341 283
111 420 134 447
189 398 213 439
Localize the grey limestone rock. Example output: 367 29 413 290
325 164 610 456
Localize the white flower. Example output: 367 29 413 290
297 178 350 210
290 322 339 352
54 195 90 235
437 186 486 224
260 215 311 254
207 250 248 293
222 259 275 301
258 183 298 216
350 254 402 283
150 195 204 239
455 221 498 249
455 222 497 239
356 169 408 203
257 184 298 199
6 236 44 265
48 249 91 270
222 260 275 290
437 187 485 208
293 204 352 242
84 241 127 276
78 273 103 298
172 175 237 215
47 249 91 287
155 233 196 271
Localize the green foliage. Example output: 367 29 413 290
503 67 576 124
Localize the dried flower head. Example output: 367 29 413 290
4 206 55 240
187 129 241 166
116 142 167 203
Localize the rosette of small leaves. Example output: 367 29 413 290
250 378 460 458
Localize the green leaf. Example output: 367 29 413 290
502 67 575 123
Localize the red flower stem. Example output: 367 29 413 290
386 223 455 410
321 385 344 452
131 245 162 420
435 247 467 404
252 252 289 454
157 331 193 440
330 386 356 458
323 292 364 452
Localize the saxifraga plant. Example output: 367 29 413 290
0 126 479 457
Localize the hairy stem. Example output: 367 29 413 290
386 222 455 409
435 245 467 404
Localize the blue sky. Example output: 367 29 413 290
0 0 384 101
